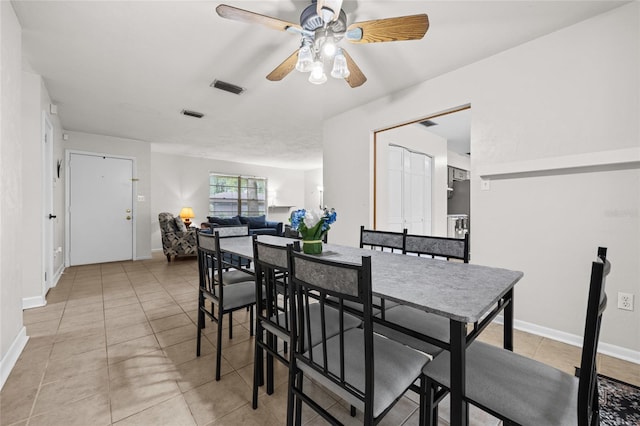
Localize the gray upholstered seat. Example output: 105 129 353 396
423 340 579 424
212 281 255 310
300 328 429 418
374 305 448 357
216 269 253 285
263 302 361 349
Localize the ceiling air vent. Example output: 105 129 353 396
420 120 438 128
181 109 204 119
211 79 245 95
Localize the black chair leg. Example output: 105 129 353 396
216 312 223 381
350 405 356 417
252 329 262 409
295 372 303 425
266 332 275 395
249 306 254 336
229 311 233 339
196 294 204 356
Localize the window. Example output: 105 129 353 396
209 173 267 217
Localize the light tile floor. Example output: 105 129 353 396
1 252 638 425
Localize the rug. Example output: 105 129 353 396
600 374 640 425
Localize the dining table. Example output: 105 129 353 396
219 234 524 426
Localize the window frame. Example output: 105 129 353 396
209 173 268 218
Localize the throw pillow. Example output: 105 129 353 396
240 215 267 229
174 217 187 232
208 216 242 226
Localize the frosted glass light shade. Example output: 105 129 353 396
296 45 314 72
330 50 350 79
309 62 327 84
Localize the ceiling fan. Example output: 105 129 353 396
216 0 429 88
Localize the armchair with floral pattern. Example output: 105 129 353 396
158 212 197 262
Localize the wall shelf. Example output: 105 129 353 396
477 148 640 180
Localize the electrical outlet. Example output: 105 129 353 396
617 292 634 311
480 179 491 191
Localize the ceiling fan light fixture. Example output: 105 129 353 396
322 38 337 57
295 44 314 72
330 49 350 79
308 62 327 84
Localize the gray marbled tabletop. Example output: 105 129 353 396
219 236 523 323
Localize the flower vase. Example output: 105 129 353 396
302 239 323 255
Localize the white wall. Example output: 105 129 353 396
64 131 152 260
324 4 639 357
304 167 323 210
448 150 471 171
150 152 306 251
376 125 448 236
1 1 28 389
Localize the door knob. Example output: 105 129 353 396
126 216 131 220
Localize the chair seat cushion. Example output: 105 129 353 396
423 341 579 425
217 269 254 285
300 328 429 418
204 281 255 311
327 295 393 316
262 303 362 350
374 305 448 357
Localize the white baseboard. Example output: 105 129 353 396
52 264 65 288
494 316 640 365
0 327 29 390
22 295 47 310
134 255 152 260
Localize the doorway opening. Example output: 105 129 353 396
373 105 470 237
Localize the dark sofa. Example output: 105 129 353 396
202 215 283 236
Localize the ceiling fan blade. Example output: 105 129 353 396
341 49 367 88
346 14 429 43
216 4 302 33
266 49 300 81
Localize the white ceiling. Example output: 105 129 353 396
13 0 627 170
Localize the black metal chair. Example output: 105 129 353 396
421 247 611 425
374 233 471 357
196 229 256 381
252 238 361 409
287 249 430 425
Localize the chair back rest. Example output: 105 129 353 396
196 231 222 301
253 238 300 336
289 250 373 405
214 224 249 237
159 211 190 235
404 233 469 262
577 246 611 424
360 225 406 253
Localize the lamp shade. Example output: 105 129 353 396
179 207 195 220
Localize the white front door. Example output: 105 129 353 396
68 152 134 265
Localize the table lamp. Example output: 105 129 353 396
179 207 195 228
